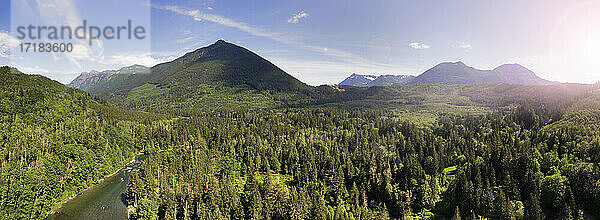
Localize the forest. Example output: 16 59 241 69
0 67 161 218
125 105 600 219
2 65 600 219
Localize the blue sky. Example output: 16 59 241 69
1 0 600 85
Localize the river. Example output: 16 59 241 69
44 153 599 220
47 155 146 220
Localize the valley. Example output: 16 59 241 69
4 0 600 219
2 40 600 219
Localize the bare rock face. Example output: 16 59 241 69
67 65 148 92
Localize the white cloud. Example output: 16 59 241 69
287 11 309 24
458 42 471 49
0 31 21 58
64 45 173 71
455 42 472 51
409 42 430 49
176 36 195 44
14 65 50 74
105 53 177 67
35 0 97 51
69 44 95 61
155 5 270 37
207 6 213 10
151 4 401 78
40 3 56 8
26 0 104 68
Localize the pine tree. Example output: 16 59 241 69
452 206 462 220
525 193 544 220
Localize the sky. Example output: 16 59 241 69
0 0 600 85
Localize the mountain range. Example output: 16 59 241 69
67 64 148 92
67 40 558 111
71 41 556 95
339 61 555 87
339 74 415 87
407 61 555 85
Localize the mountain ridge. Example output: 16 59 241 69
67 64 148 92
66 41 560 113
339 73 415 87
408 61 555 85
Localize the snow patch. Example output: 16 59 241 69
365 76 377 81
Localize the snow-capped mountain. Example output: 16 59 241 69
339 73 415 87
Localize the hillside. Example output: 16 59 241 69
408 61 555 85
0 66 159 219
327 82 594 119
90 40 313 112
493 63 556 85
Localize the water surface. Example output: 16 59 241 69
48 155 146 220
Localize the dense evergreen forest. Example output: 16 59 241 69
0 67 163 218
2 65 600 219
125 106 600 219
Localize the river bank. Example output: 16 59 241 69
47 153 146 220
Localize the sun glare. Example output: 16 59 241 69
550 0 600 81
583 30 600 60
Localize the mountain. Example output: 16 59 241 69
67 64 148 92
493 64 555 85
92 40 312 111
369 74 415 86
339 73 415 87
67 69 112 91
339 73 378 87
408 61 555 85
